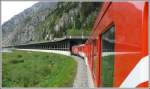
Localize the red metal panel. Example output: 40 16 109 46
141 2 148 56
88 1 147 87
136 81 149 87
72 1 148 87
96 35 101 87
112 2 146 87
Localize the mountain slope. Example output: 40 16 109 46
2 2 102 47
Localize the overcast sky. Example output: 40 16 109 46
2 1 38 25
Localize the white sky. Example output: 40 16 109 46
2 1 39 25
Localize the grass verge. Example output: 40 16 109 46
2 50 77 87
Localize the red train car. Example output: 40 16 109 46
72 1 149 88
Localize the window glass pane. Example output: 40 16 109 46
102 27 115 52
101 26 115 87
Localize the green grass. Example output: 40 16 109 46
101 55 114 87
2 50 77 87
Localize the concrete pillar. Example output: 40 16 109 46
55 44 57 50
67 41 69 51
54 44 55 50
49 45 50 50
62 43 64 51
62 43 63 51
51 44 52 50
50 44 51 50
57 43 59 50
59 43 61 50
64 42 66 51
60 43 62 51
57 43 60 50
39 45 40 49
46 45 47 49
65 42 67 50
51 44 53 50
65 42 67 51
63 42 65 51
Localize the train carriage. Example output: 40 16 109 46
72 1 149 88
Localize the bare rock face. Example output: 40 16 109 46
2 2 102 47
2 2 57 46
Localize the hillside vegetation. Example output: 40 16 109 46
35 2 102 40
2 2 102 46
2 50 77 87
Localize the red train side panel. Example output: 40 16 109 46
72 1 149 88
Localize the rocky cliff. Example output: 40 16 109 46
2 2 102 47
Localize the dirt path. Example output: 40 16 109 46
72 55 89 88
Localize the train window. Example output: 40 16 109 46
101 26 115 87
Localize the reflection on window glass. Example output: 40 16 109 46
102 27 115 52
101 26 115 87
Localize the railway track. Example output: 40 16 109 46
72 55 89 88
